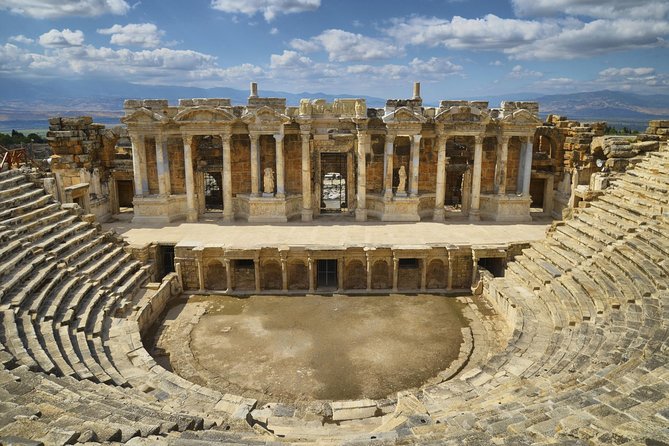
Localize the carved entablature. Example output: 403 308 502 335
434 106 491 134
121 107 170 132
242 105 291 133
500 109 543 135
382 107 426 135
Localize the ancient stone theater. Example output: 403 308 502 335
0 82 668 445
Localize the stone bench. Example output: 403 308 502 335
0 194 51 221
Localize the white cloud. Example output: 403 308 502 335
210 0 320 22
0 0 129 19
507 18 669 59
386 15 555 50
39 29 85 47
9 35 34 45
599 67 656 78
289 29 402 62
508 65 543 79
289 38 320 53
409 57 463 79
512 0 669 20
269 27 278 35
97 23 164 48
490 60 503 66
269 50 312 70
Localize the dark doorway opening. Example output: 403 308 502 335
117 180 134 208
317 259 338 289
530 178 545 209
478 257 505 277
320 153 347 213
204 172 223 212
157 245 175 280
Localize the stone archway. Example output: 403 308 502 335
371 260 390 290
205 260 227 290
262 260 282 290
344 260 366 290
426 259 446 289
288 260 308 290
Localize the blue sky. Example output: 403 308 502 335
1 0 668 102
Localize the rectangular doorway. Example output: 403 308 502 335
157 245 175 280
530 178 545 209
204 172 223 212
317 259 338 289
117 180 134 208
320 153 347 214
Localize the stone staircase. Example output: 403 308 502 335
0 142 668 445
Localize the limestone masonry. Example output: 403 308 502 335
0 83 667 444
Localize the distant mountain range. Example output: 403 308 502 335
1 76 668 132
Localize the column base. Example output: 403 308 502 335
355 208 367 222
187 209 198 223
223 211 234 223
301 209 313 222
468 209 481 221
433 207 445 221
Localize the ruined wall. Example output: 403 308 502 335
231 135 251 194
366 135 384 194
285 135 302 194
168 137 186 194
505 137 521 193
418 137 437 193
480 137 497 194
145 137 159 195
175 247 199 291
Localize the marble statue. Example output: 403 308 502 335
264 167 275 195
397 165 407 194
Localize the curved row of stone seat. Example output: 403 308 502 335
0 169 216 444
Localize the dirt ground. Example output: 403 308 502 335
152 294 470 403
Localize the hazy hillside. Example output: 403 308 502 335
1 77 668 132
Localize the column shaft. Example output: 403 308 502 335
197 257 204 292
250 134 260 196
183 135 198 222
274 133 285 197
254 259 260 293
383 135 395 199
300 129 313 221
337 258 344 291
224 259 232 293
494 136 510 194
392 257 399 292
469 136 484 220
281 259 288 292
366 256 372 291
517 142 526 194
523 140 533 196
409 134 421 196
131 135 148 195
221 132 233 221
420 259 427 291
308 257 314 292
155 134 171 195
356 131 368 221
434 134 447 221
447 252 454 291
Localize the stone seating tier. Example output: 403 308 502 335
0 147 668 445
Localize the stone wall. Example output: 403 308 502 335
418 137 437 193
505 137 521 193
480 137 497 194
285 135 302 194
231 135 252 194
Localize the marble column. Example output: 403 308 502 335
356 131 368 221
365 254 372 291
254 259 260 293
196 255 204 292
300 127 313 221
494 136 510 195
274 133 285 197
433 134 447 221
221 131 233 222
523 139 533 196
469 136 484 221
131 134 148 196
155 133 171 196
447 251 454 291
383 134 395 200
392 256 399 292
308 257 315 292
182 134 198 222
250 133 260 196
420 259 427 291
337 258 344 291
471 254 478 286
224 258 232 293
281 257 288 292
409 134 421 196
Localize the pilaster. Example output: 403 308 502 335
274 132 285 198
469 135 484 221
384 134 395 200
300 126 313 221
221 131 233 222
434 133 447 221
409 134 421 197
182 134 198 222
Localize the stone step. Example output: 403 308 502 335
0 194 51 222
19 313 57 374
0 309 39 370
0 170 26 190
0 181 34 200
0 202 61 229
0 188 46 212
588 199 642 232
7 260 59 310
38 320 77 377
28 268 67 316
574 209 625 241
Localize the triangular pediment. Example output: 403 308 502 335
382 106 426 124
434 106 489 124
121 108 169 125
242 106 291 124
174 106 235 123
501 109 542 126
